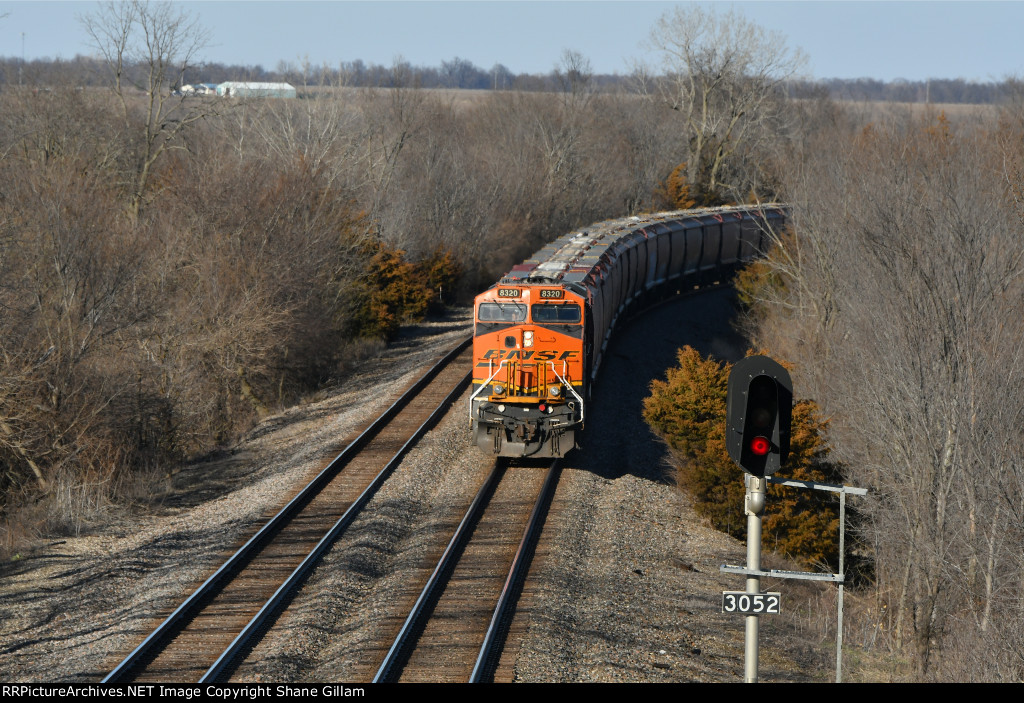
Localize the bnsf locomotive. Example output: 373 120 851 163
470 204 786 458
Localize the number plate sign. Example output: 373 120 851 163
721 591 781 614
539 289 564 299
497 288 521 298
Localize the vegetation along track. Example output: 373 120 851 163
102 338 473 683
372 458 560 683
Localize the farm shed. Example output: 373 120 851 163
216 82 297 98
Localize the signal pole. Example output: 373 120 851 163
724 355 791 683
722 354 868 683
744 475 766 683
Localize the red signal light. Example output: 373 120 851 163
749 436 771 456
726 357 793 476
539 404 546 412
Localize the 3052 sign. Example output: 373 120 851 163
721 591 781 614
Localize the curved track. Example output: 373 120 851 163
102 339 472 683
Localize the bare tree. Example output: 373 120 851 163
250 76 363 186
648 6 806 204
751 109 1024 679
440 56 484 89
356 57 428 239
81 0 214 218
0 108 150 498
553 49 593 110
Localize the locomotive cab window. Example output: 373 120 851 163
478 302 527 322
531 303 582 324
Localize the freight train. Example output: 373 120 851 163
469 204 786 458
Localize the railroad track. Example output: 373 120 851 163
102 338 473 683
372 458 561 683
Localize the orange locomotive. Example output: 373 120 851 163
470 204 786 458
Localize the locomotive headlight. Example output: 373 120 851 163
493 384 505 395
549 385 561 397
523 330 534 347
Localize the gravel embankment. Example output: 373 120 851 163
0 291 835 683
505 286 833 682
0 312 473 683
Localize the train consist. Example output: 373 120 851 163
470 204 786 458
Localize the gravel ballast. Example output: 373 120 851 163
0 292 835 683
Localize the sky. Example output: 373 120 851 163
0 1 1022 83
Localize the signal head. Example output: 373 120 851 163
725 356 793 477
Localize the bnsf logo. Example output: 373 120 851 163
479 349 578 361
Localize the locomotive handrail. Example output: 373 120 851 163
547 360 584 425
468 358 510 421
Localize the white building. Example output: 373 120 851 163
216 82 297 99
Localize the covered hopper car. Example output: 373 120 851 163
470 204 786 458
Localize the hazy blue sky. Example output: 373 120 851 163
1 1 1021 82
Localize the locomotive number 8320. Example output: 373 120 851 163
470 204 785 458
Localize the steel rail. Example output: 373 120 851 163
103 336 471 683
372 460 506 683
201 361 472 682
469 459 560 683
373 458 559 683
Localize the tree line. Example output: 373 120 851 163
648 102 1024 682
1 55 1019 106
724 98 1024 681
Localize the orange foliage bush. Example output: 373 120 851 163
348 243 463 340
419 248 464 314
643 346 843 569
652 163 698 211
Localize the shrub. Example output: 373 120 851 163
347 242 462 340
643 346 843 569
652 163 698 211
418 247 465 313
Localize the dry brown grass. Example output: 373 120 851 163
835 99 998 125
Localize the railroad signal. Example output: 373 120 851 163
726 356 792 476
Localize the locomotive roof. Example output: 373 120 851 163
499 204 784 288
